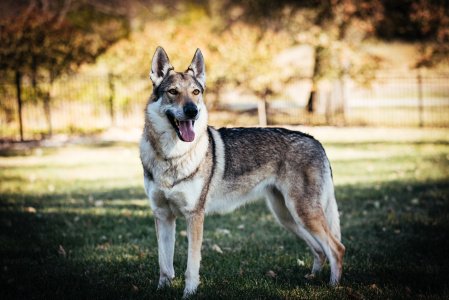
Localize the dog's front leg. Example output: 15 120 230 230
154 215 176 289
183 212 204 298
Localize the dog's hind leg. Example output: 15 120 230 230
154 215 176 289
266 187 327 274
282 188 345 285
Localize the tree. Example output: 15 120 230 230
387 0 449 68
0 1 128 139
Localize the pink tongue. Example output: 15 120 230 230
178 120 195 142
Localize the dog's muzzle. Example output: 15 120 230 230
166 109 197 143
184 105 198 119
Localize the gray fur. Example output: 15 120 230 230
140 47 345 298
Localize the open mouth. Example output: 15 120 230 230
166 112 196 142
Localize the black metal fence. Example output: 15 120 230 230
1 72 448 141
265 73 449 127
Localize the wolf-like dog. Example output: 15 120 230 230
140 47 345 298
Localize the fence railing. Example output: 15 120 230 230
1 72 448 141
264 73 449 127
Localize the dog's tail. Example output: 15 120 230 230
323 172 341 242
325 193 341 241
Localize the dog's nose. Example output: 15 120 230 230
184 105 198 118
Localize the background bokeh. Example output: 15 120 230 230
1 0 449 141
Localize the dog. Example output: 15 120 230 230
140 46 345 298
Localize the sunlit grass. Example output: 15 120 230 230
1 128 448 299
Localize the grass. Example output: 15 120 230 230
1 128 449 299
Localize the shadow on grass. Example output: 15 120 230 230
1 178 448 298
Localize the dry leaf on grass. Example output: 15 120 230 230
267 270 276 278
215 228 231 235
212 244 223 254
304 273 315 279
26 207 36 213
58 245 66 257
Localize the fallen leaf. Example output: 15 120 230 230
222 280 229 285
369 284 381 294
297 259 305 266
267 270 276 278
132 285 138 291
180 230 187 237
212 244 223 254
58 245 66 257
304 273 315 279
26 207 36 213
98 242 110 249
216 228 231 235
239 268 243 275
347 293 359 299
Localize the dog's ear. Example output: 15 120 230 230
150 46 174 87
186 48 206 89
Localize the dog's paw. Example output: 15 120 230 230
182 288 196 299
157 277 172 290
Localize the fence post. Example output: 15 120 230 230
108 73 115 127
417 71 423 127
325 90 332 125
258 90 268 127
15 71 24 141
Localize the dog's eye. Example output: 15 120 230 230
168 89 178 95
193 89 200 95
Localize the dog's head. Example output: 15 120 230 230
149 46 206 143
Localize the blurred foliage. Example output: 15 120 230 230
1 0 448 111
97 13 292 95
0 3 128 81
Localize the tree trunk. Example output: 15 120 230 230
15 71 24 141
306 89 317 113
108 73 115 126
306 45 323 115
43 91 52 137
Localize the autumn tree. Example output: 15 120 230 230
0 2 128 139
377 0 449 68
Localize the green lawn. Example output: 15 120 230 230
1 128 449 299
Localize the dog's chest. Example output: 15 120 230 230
150 177 205 216
147 160 205 216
